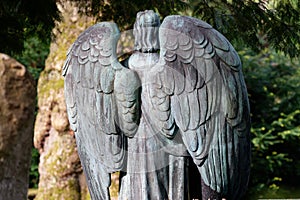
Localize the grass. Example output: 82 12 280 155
246 185 300 199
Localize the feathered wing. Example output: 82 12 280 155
63 22 140 199
149 16 251 198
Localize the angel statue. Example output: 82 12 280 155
63 10 251 200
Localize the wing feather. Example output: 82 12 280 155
114 66 140 137
149 15 251 198
198 87 208 125
187 91 200 130
63 22 140 175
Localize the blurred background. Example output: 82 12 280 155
0 0 299 199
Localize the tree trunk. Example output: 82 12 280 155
0 53 36 200
33 1 95 199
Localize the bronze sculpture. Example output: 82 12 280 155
63 10 251 200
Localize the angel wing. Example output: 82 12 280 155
149 16 251 199
63 22 140 199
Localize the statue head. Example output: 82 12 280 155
133 10 160 53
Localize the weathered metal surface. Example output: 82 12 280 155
63 10 251 200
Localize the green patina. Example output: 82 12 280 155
35 178 80 200
35 134 81 200
38 71 64 99
43 134 75 175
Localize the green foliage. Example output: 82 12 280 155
29 148 40 188
0 0 59 55
245 184 300 199
67 0 300 57
2 0 299 61
190 0 300 58
12 34 50 80
192 0 268 52
71 0 189 30
267 0 300 57
240 47 300 192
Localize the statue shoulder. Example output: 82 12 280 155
129 52 159 70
